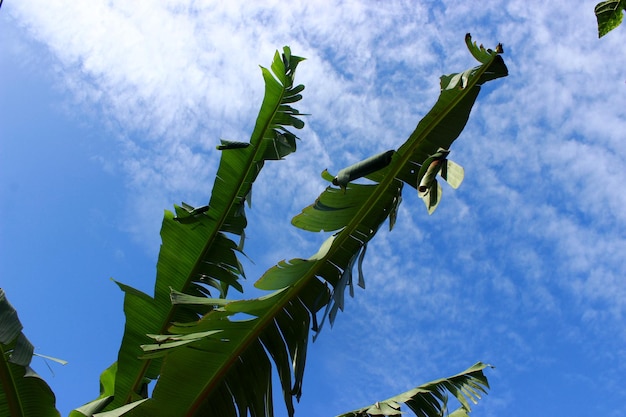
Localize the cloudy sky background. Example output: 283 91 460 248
2 1 626 416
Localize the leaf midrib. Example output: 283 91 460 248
0 343 24 417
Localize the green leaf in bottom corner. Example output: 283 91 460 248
0 289 61 417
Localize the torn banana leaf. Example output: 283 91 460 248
335 362 492 417
79 46 309 415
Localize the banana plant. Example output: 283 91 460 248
0 288 64 417
89 35 508 417
72 47 307 415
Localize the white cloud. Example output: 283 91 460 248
6 0 626 415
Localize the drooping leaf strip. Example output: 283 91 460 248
334 362 492 417
119 35 508 417
76 47 307 414
0 289 60 417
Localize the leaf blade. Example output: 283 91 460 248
595 0 626 37
0 289 61 417
84 47 309 413
335 362 493 417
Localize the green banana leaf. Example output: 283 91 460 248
595 0 625 37
74 47 307 415
110 35 507 417
335 362 492 417
0 289 61 417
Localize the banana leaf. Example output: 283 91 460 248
595 0 625 37
335 362 492 417
73 46 307 414
0 289 61 417
114 35 507 417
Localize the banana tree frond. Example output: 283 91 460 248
118 280 325 417
0 289 61 417
287 34 507 329
114 36 507 417
335 362 492 417
77 46 308 414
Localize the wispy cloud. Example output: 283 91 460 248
7 0 626 415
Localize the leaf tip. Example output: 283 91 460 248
465 33 504 63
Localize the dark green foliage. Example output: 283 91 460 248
0 289 61 417
595 0 625 37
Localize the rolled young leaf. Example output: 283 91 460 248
216 140 251 150
416 148 464 214
417 148 450 194
333 150 395 188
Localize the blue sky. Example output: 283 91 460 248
1 1 626 416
